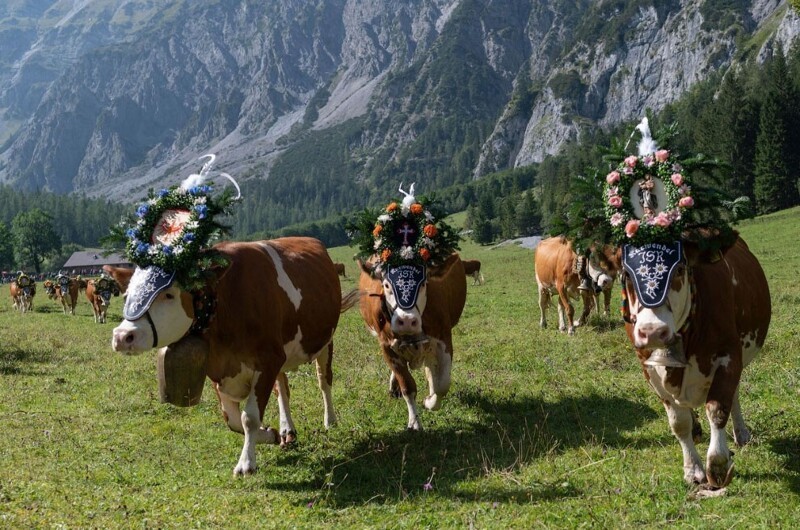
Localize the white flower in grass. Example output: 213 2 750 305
400 245 414 260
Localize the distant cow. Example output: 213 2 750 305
358 253 466 431
612 238 770 487
110 237 359 476
334 262 347 277
534 237 615 335
86 275 119 323
102 265 133 293
44 275 79 314
462 259 484 285
586 245 620 317
10 276 35 313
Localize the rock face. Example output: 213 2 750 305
0 0 797 207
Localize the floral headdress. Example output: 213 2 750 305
604 118 694 246
121 154 240 291
349 183 460 269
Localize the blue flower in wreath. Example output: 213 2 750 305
136 242 150 255
194 204 209 219
157 188 170 198
126 228 138 239
162 245 173 256
182 232 195 243
136 204 150 218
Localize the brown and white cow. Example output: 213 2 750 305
462 259 484 285
109 237 358 476
44 275 79 314
587 245 621 317
534 237 616 334
86 276 119 323
357 253 466 431
10 278 35 313
612 238 770 488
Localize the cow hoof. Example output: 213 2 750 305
684 463 706 485
424 394 442 411
567 328 575 336
733 426 751 447
233 462 257 476
706 457 734 489
280 430 297 448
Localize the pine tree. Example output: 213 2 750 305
754 47 800 213
516 191 541 236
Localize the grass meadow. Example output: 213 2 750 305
0 207 798 528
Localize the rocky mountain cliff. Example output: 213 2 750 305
0 0 798 224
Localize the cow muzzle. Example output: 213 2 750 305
390 308 423 337
634 319 675 349
112 321 154 353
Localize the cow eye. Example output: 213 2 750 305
165 293 175 300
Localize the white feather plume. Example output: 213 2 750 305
398 182 417 215
635 117 658 156
179 153 241 199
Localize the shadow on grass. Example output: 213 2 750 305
0 343 52 375
268 389 658 506
769 436 800 494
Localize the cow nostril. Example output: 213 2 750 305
411 319 418 327
125 334 134 344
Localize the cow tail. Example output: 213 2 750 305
340 289 361 313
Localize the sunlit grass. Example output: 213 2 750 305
0 207 797 527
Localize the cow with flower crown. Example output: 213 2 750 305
107 155 359 476
352 184 466 431
599 118 771 490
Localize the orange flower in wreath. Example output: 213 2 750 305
409 203 424 215
372 224 383 237
423 224 438 237
419 248 431 261
386 202 398 212
381 248 392 262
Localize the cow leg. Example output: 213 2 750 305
234 369 281 476
423 339 451 411
602 287 612 317
273 373 297 447
704 355 742 488
555 283 574 334
537 285 549 329
383 347 421 431
731 390 751 447
314 342 337 429
576 290 593 327
664 401 705 484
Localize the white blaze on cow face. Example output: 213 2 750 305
587 258 613 290
111 285 194 352
382 276 428 337
630 264 691 349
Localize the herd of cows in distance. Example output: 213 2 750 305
7 234 770 492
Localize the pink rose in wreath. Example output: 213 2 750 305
625 219 640 238
653 212 672 227
624 156 638 168
608 196 623 208
655 150 670 163
671 173 684 186
606 171 620 185
679 196 694 208
610 213 624 226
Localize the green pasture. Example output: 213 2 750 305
0 208 798 528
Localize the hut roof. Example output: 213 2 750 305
62 249 131 269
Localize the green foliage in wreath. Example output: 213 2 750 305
348 194 460 269
122 184 237 291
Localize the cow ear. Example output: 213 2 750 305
427 252 461 279
357 258 382 279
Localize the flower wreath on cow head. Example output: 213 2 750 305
118 154 240 325
603 118 741 317
349 183 460 309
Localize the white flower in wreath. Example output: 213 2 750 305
400 245 415 260
374 238 383 250
421 236 435 248
378 214 392 223
610 213 625 227
186 220 199 231
148 245 161 256
148 198 158 205
194 196 207 205
424 211 434 222
173 245 184 255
